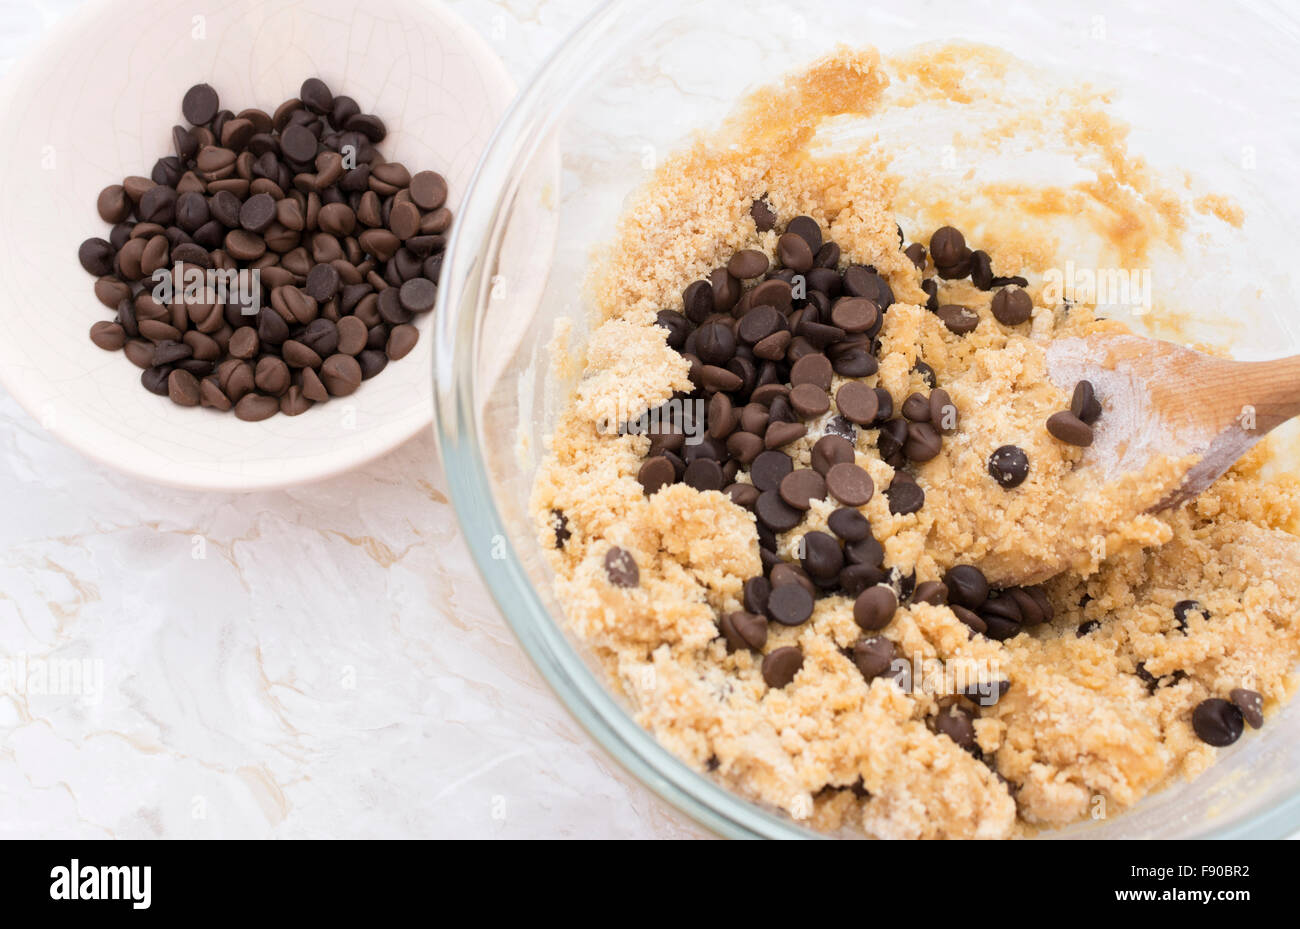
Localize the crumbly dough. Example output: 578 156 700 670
530 47 1300 838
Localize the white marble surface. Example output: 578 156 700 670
0 0 708 839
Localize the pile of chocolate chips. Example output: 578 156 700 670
619 206 1058 692
77 79 450 420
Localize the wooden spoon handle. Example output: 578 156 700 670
1236 355 1300 434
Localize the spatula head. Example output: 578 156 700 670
1045 334 1264 511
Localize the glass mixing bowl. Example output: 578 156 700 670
434 0 1300 838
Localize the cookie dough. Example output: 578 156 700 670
530 48 1300 838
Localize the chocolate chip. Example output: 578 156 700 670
952 605 987 634
751 450 793 492
767 584 814 626
300 78 334 114
825 415 858 442
844 534 884 567
981 612 1021 641
904 422 942 462
929 388 958 434
701 364 744 393
764 421 807 449
853 636 896 680
182 83 220 125
1173 599 1209 632
655 310 691 349
800 531 842 580
1135 661 1161 692
991 287 1033 325
877 421 906 465
90 321 126 350
551 510 570 548
1077 619 1100 637
755 490 803 532
854 585 897 630
1191 698 1244 747
786 216 822 251
790 383 830 419
234 393 278 421
762 646 804 688
828 507 870 542
167 369 201 406
988 445 1029 488
937 251 973 279
725 482 759 508
1071 379 1102 425
937 304 978 335
239 192 276 233
305 263 341 302
771 563 813 596
929 227 965 267
901 392 930 422
720 611 768 652
682 279 714 324
320 353 362 396
811 434 855 476
638 456 677 495
944 565 988 609
604 546 640 588
749 278 793 312
779 468 826 510
885 473 924 515
750 198 777 232
78 238 115 276
726 431 764 465
934 705 976 749
834 382 878 425
830 297 879 334
826 462 873 506
841 266 892 310
831 348 877 378
840 564 884 596
777 233 813 272
912 581 948 605
743 576 771 614
280 123 318 163
1230 688 1264 729
970 250 994 290
410 171 448 211
789 352 833 390
684 458 724 491
921 278 939 312
1046 411 1094 447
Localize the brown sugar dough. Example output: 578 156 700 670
530 47 1300 838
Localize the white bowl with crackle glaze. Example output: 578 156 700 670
0 0 513 491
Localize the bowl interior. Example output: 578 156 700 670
439 0 1300 837
0 0 513 491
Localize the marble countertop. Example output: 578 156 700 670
0 0 706 840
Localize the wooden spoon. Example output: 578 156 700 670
1045 333 1300 511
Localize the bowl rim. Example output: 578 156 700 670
0 0 516 493
433 0 1300 839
